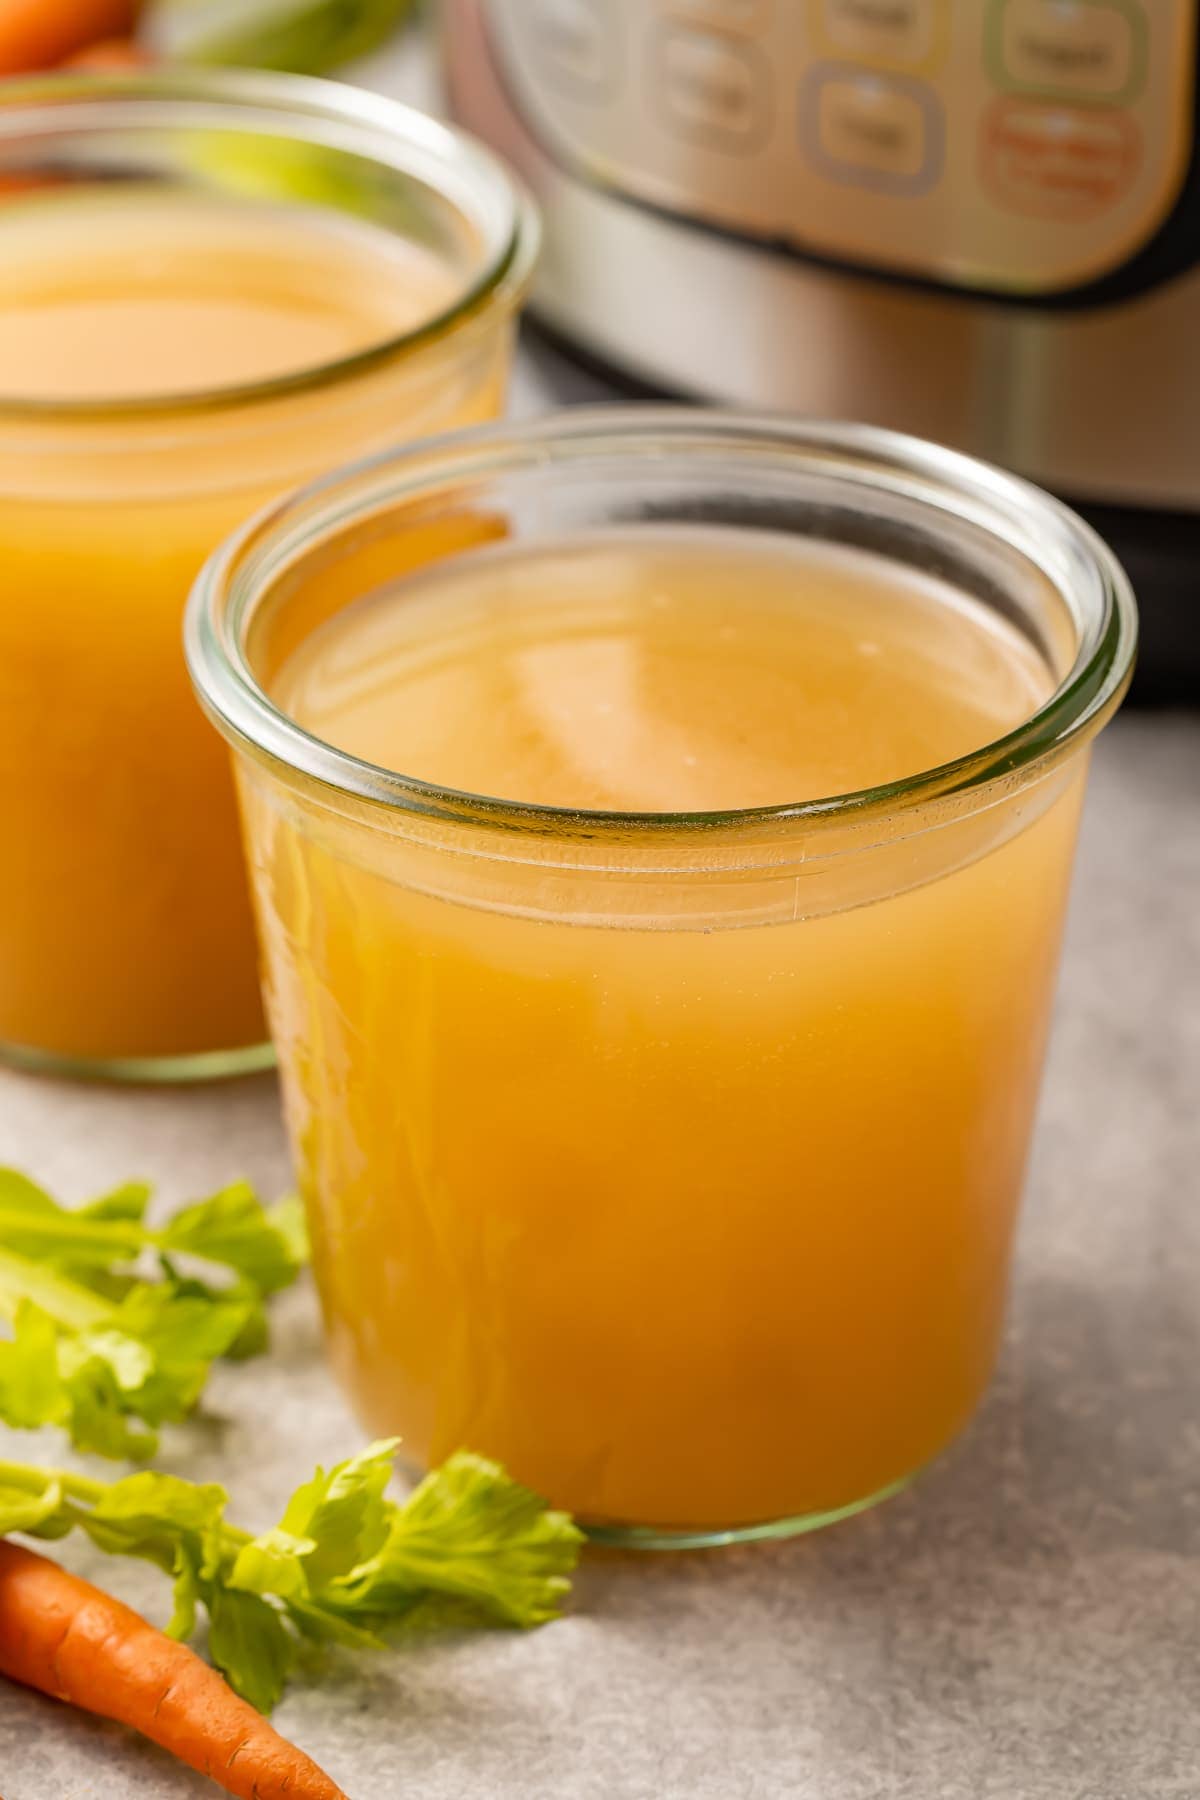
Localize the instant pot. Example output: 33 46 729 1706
443 0 1200 697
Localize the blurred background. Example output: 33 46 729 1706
0 0 418 78
7 0 1198 701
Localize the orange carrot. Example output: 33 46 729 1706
62 34 152 69
0 1539 349 1800
0 0 142 74
0 172 57 198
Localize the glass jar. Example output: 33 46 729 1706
0 70 536 1080
187 410 1136 1545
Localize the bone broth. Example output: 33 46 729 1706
248 527 1082 1531
0 78 532 1076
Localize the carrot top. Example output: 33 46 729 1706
0 1443 582 1711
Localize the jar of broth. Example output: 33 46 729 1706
188 410 1136 1544
0 71 535 1079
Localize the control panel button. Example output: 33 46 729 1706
801 66 943 192
657 25 772 149
484 0 1194 297
532 0 621 99
663 0 770 32
981 96 1142 218
988 0 1146 103
814 0 946 70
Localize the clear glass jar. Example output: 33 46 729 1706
188 410 1136 1545
0 70 536 1081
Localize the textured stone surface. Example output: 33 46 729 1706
1 712 1197 1800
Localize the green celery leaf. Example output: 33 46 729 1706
0 1278 259 1455
0 1171 145 1270
167 1541 203 1642
118 1285 256 1369
0 1471 68 1537
59 1318 226 1439
80 1471 228 1578
268 1195 309 1267
157 1266 270 1362
62 1360 157 1462
229 1526 316 1603
0 1302 67 1430
65 1291 254 1433
199 1512 230 1585
60 1328 155 1396
0 1170 304 1458
86 1470 229 1538
336 1452 583 1629
282 1438 398 1588
0 1248 113 1333
79 1182 153 1225
223 1291 270 1361
231 1439 398 1601
0 1168 304 1299
0 1169 58 1216
207 1586 296 1713
133 1369 212 1429
285 1598 388 1651
159 1182 304 1294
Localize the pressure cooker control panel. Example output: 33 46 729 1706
484 0 1197 294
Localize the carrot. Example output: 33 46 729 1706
0 0 142 74
0 172 57 198
62 34 152 70
0 1539 349 1800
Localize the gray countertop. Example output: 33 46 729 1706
2 700 1198 1800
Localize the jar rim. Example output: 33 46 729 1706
0 68 538 420
186 407 1138 839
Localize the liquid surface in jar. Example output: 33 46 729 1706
0 184 464 401
272 527 1055 811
